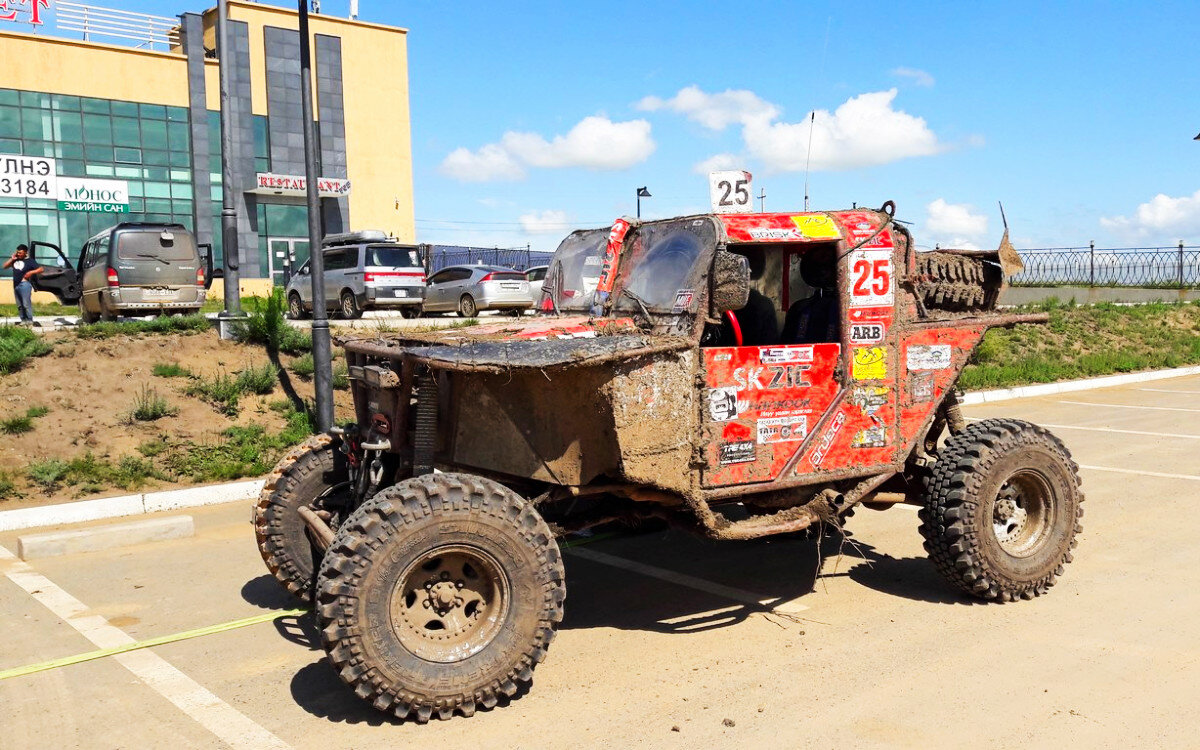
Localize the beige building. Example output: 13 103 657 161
0 0 414 302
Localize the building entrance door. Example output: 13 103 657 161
268 237 310 285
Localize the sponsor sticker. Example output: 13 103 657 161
757 415 808 444
851 386 889 416
808 412 847 467
748 227 803 241
734 364 811 390
852 425 888 448
790 214 842 239
759 346 814 365
672 289 695 314
907 344 952 371
910 372 935 403
852 347 888 380
849 321 886 344
708 387 739 422
719 441 757 465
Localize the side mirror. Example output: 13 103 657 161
710 251 750 315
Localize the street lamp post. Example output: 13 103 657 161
216 0 242 335
636 186 651 219
299 0 334 432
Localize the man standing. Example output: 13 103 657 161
4 244 44 325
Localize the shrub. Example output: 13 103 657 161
27 453 161 492
130 385 179 421
0 415 33 434
235 288 312 355
186 371 242 416
332 361 349 390
0 325 52 374
0 469 17 500
152 362 192 378
26 405 49 418
288 352 315 378
235 363 278 395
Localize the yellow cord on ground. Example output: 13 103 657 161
0 608 307 682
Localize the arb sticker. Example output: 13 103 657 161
849 321 886 344
848 249 893 307
757 415 808 444
719 441 756 465
852 347 888 380
907 344 952 371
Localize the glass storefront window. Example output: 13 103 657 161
114 147 142 164
112 116 140 145
141 119 168 150
54 111 83 142
82 112 113 144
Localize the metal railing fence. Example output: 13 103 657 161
1011 242 1200 288
55 2 179 50
427 244 554 273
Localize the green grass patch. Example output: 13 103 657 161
26 453 163 494
961 301 1200 390
153 407 315 483
234 288 312 355
0 301 77 318
0 325 53 374
0 468 18 500
152 362 192 378
129 385 179 422
235 363 278 395
75 314 210 340
288 352 315 378
185 371 243 416
1 404 51 434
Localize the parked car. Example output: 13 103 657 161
285 230 426 319
524 264 548 303
27 222 214 322
423 264 532 317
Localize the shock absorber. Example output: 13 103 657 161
413 370 438 475
942 389 966 434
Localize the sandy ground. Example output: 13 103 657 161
0 375 1198 748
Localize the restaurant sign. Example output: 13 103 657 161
254 172 351 197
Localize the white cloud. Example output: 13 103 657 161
924 199 989 249
892 67 935 87
743 89 945 172
636 85 778 131
440 144 524 182
1100 190 1200 241
519 210 572 235
692 153 742 175
441 116 655 181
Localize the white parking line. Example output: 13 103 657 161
567 546 808 614
1079 465 1200 482
968 419 1200 440
1058 400 1200 413
1138 388 1200 395
0 546 290 750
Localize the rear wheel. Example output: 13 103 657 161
316 473 565 722
288 292 309 320
78 300 99 324
98 297 116 322
254 434 350 603
457 294 478 318
340 290 363 319
919 418 1083 602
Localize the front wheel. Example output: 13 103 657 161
457 294 478 318
919 418 1083 602
316 473 566 722
288 292 309 320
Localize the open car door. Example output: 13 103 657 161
28 240 82 305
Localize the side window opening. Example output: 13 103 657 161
782 243 840 345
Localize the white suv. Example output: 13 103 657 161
286 231 426 319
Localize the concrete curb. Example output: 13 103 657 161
18 515 195 560
0 479 263 533
1 365 1198 534
960 365 1200 405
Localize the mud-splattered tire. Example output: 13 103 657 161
254 434 349 603
914 252 998 312
78 302 99 324
919 418 1083 602
315 472 565 722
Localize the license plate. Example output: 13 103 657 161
143 288 173 298
393 289 409 297
500 283 520 289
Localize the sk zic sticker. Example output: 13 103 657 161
852 347 888 380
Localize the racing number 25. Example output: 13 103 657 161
717 179 750 208
851 258 890 297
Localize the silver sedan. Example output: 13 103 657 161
422 265 533 317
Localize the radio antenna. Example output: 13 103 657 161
803 111 816 211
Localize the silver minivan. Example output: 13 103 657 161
285 231 426 319
28 223 213 322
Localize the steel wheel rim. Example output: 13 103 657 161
391 544 510 663
991 469 1054 556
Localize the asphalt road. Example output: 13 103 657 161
2 374 1198 749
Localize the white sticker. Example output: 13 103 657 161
709 170 753 214
708 386 739 422
849 322 886 344
848 249 893 307
757 415 808 444
907 344 952 371
759 346 814 365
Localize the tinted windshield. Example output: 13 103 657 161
367 245 421 268
613 218 717 313
544 228 608 312
117 228 196 262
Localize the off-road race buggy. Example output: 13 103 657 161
254 202 1083 722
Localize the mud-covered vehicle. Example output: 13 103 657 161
255 202 1083 722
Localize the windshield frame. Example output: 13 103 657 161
542 227 610 313
610 216 720 318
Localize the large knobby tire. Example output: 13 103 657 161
315 472 565 722
919 418 1083 602
914 252 998 312
254 434 350 603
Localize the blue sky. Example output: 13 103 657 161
56 1 1200 251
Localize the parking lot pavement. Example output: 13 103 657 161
3 374 1200 748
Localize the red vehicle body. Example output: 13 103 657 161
255 203 1083 723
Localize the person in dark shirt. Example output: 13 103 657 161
4 244 44 325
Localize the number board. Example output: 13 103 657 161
709 170 753 214
0 154 57 200
847 249 893 307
